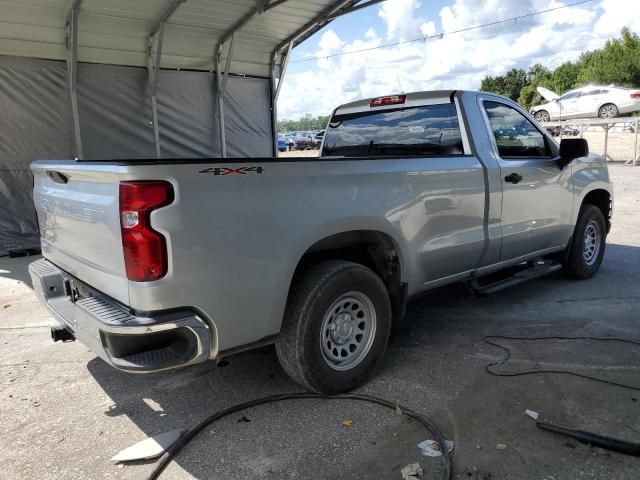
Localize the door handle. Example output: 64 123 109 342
505 173 523 184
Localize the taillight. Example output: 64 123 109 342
370 94 406 107
119 181 174 282
630 92 640 99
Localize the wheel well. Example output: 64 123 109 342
582 189 612 233
598 102 618 114
292 231 407 320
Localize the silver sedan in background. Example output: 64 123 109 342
531 85 640 122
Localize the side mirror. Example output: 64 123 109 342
558 138 589 169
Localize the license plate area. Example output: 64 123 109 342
63 277 92 304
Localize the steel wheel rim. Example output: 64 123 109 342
320 291 377 371
583 221 601 266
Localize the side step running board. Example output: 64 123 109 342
470 261 562 296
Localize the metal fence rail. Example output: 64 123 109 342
541 117 640 166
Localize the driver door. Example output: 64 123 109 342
482 99 574 261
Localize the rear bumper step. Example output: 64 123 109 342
29 258 211 373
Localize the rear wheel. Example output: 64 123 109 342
562 204 606 279
534 110 550 123
598 103 619 119
276 260 391 394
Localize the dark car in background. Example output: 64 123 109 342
277 135 289 152
313 130 325 149
294 136 315 150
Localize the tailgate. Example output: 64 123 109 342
32 161 129 304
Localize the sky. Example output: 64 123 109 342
276 0 640 119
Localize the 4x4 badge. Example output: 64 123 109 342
199 166 264 175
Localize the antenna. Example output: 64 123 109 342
396 76 405 93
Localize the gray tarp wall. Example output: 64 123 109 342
0 55 273 254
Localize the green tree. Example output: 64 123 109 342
577 28 640 86
517 84 541 110
278 115 330 133
480 75 505 95
545 61 580 94
527 63 551 85
480 69 527 101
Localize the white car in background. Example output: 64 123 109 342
531 85 640 122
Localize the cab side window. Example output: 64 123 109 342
484 101 549 158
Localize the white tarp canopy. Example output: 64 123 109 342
0 0 364 77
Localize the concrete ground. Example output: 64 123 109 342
1 164 639 480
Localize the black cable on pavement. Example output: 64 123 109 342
146 392 451 480
484 335 640 391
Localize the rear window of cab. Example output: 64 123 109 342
322 103 464 157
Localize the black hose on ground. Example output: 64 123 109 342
146 392 451 480
484 335 640 391
536 422 640 457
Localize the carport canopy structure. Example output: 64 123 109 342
1 0 384 157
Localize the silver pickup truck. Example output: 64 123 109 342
29 90 612 394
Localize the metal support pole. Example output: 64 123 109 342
325 0 387 20
270 51 279 157
634 118 639 166
147 24 165 159
215 33 236 158
150 0 186 37
215 47 225 157
274 41 292 105
221 33 235 94
65 1 83 159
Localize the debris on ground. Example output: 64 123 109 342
111 428 184 463
2 304 10 309
342 418 353 427
525 409 539 420
238 415 251 423
400 462 423 479
496 443 507 450
395 403 404 416
416 439 455 457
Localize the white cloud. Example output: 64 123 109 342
420 21 436 37
378 0 425 40
278 0 638 119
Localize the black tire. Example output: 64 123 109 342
276 260 391 394
535 110 550 123
562 204 606 279
598 103 619 119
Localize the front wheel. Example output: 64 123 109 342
562 204 606 279
276 260 391 394
534 110 550 123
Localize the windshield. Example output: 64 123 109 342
322 104 464 157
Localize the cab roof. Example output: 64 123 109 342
333 90 460 116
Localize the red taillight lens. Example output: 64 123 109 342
630 92 640 99
370 94 406 107
119 181 174 282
